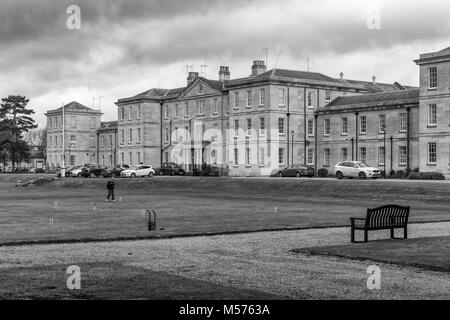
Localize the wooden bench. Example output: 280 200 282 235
350 205 410 243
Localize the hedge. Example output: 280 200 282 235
407 172 445 180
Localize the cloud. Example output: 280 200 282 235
1 0 450 126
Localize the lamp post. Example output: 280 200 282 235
291 130 294 165
189 115 201 173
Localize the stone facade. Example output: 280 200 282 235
45 102 102 167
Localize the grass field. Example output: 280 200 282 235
296 235 450 273
0 174 450 244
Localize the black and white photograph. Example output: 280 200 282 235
0 0 449 315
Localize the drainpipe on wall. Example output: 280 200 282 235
314 113 318 175
160 101 163 167
406 107 411 169
286 86 290 166
390 136 393 173
355 112 359 161
303 88 307 166
96 132 100 164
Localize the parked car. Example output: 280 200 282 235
70 166 84 177
271 164 315 178
121 165 155 178
102 164 130 178
154 162 186 176
81 164 107 178
334 161 381 179
57 166 75 177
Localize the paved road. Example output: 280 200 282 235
1 221 449 299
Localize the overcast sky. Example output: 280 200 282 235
1 0 450 127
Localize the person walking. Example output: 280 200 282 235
106 177 115 202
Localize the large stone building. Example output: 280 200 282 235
46 47 450 177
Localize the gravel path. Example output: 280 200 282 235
1 222 449 299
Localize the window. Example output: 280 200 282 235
129 129 133 143
378 146 385 165
199 100 205 115
234 92 239 109
324 119 330 136
128 106 132 120
278 88 286 106
247 90 252 107
323 148 330 166
246 148 250 166
400 113 407 132
164 152 169 163
399 146 407 165
165 128 169 142
101 136 105 148
121 129 125 143
70 116 76 128
359 147 367 163
55 117 58 129
342 117 348 135
49 118 53 129
428 104 437 126
379 115 386 133
360 116 367 134
164 105 169 118
174 104 179 118
278 118 285 134
259 147 265 165
109 135 113 146
49 136 52 148
121 153 124 164
340 148 347 161
307 119 314 136
234 148 239 165
307 91 314 108
89 117 95 129
70 155 76 166
429 67 437 89
129 152 133 165
246 119 252 136
278 148 285 164
213 99 218 114
234 120 239 137
325 90 331 102
70 135 76 143
90 136 95 148
137 128 141 143
185 102 189 117
259 89 265 106
259 117 265 135
307 149 314 165
121 107 125 120
428 142 437 164
137 152 141 164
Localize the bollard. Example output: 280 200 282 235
147 209 156 231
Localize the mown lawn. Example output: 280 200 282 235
0 175 449 244
296 235 450 272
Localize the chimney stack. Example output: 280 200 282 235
218 66 230 82
339 72 344 80
251 60 267 76
372 75 376 84
187 71 199 85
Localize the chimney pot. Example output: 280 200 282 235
372 75 376 84
219 65 230 82
251 60 267 76
187 71 199 85
340 72 344 80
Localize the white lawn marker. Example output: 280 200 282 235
49 218 54 227
274 207 278 214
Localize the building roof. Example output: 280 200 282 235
46 101 100 114
100 121 118 130
117 67 415 104
319 88 419 113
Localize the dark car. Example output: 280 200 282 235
154 162 185 176
102 164 130 178
81 164 106 178
271 164 315 178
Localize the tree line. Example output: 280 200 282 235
0 95 38 170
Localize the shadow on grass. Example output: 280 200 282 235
0 262 289 300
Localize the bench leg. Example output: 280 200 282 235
364 230 368 243
351 220 355 243
390 228 394 239
404 226 408 239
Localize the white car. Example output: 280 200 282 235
70 166 83 177
334 161 381 179
121 165 155 178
